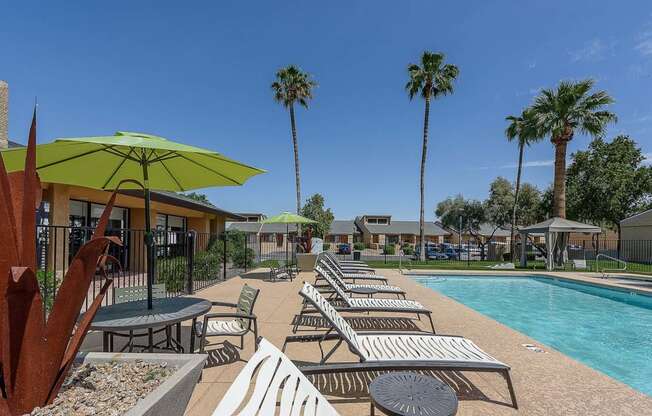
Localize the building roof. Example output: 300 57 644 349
226 221 298 234
328 220 359 235
227 222 262 233
621 208 652 227
355 217 450 236
520 217 601 234
120 189 243 220
7 140 23 148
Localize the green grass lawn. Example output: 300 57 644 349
365 259 652 275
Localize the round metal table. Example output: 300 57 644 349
349 287 378 298
89 297 212 353
369 372 458 416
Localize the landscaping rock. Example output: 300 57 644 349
30 360 175 416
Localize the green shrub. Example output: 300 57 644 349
232 247 255 268
156 256 187 292
382 245 395 255
37 269 58 313
402 244 414 255
526 253 536 261
503 252 512 262
193 251 221 281
322 243 331 251
353 242 365 251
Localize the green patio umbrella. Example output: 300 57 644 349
262 212 316 265
1 131 265 309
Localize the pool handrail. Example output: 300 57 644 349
595 254 627 278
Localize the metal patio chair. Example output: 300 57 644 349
193 283 260 353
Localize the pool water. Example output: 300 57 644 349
414 275 652 396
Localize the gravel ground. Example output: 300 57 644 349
31 361 176 416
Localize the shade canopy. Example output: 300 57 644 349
519 217 602 235
0 131 265 191
262 212 317 224
519 217 601 271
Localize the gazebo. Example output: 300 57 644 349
519 217 601 270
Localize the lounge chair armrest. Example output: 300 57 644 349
203 312 257 320
210 301 238 308
282 333 342 351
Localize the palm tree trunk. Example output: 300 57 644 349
419 98 430 261
510 141 525 261
552 137 568 218
289 104 302 233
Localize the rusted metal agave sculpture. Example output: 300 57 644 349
0 113 121 415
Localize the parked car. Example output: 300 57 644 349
337 243 351 255
414 246 449 260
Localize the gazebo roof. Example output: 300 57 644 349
520 217 601 234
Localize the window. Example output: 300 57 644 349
156 214 187 257
377 218 388 225
367 218 377 224
69 200 129 229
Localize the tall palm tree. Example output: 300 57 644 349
505 109 540 260
406 52 459 261
272 65 317 219
530 79 616 218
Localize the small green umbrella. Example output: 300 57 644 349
261 212 317 225
262 212 316 265
1 131 265 308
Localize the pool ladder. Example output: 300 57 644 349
595 254 627 278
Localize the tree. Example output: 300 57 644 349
181 191 212 205
566 135 652 241
516 183 544 226
272 65 317 224
530 79 616 218
435 195 487 258
300 193 334 240
406 51 459 261
505 109 540 259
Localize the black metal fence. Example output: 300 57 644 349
35 226 281 313
323 238 652 274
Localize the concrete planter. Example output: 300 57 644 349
75 352 207 416
296 253 318 271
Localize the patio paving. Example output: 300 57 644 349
81 268 652 415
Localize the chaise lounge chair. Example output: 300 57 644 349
295 271 434 333
317 258 388 284
284 282 518 409
212 337 339 415
322 252 375 274
315 264 405 298
324 251 369 266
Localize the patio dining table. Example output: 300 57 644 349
89 297 212 353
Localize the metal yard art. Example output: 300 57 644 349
0 112 121 415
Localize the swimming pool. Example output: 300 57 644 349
414 275 652 396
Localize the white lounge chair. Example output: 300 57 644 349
317 258 389 284
284 282 518 409
315 264 405 298
295 270 434 333
321 253 375 274
213 337 339 415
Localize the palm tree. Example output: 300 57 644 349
530 79 616 218
505 109 539 260
406 52 459 261
271 65 317 219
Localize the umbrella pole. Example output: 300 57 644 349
286 224 288 266
143 162 154 310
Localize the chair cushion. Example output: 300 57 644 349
196 319 247 336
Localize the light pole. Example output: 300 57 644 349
458 215 462 262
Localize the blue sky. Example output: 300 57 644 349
3 1 652 220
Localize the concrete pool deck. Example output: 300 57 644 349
176 268 652 416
